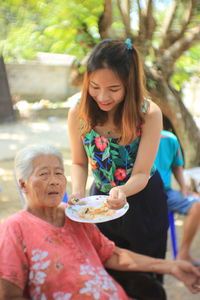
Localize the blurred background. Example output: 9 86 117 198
0 1 200 298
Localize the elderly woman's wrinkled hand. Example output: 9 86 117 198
171 260 200 294
107 187 127 210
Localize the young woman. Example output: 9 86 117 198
67 39 169 285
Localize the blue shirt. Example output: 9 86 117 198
155 130 184 190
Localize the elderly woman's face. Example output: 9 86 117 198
24 154 66 208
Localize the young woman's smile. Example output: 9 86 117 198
89 68 125 113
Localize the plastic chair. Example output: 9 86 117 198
62 192 68 203
168 210 178 259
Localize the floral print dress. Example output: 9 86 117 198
83 129 156 194
83 99 156 194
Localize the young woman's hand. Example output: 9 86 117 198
68 193 84 205
107 187 127 209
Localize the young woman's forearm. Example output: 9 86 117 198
119 173 150 197
71 163 88 196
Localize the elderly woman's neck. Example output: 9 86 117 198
26 204 65 227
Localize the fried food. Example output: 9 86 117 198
71 198 80 204
78 202 115 220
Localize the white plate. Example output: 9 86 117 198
65 195 129 223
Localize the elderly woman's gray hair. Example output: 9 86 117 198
15 144 64 182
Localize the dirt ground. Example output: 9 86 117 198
0 115 200 299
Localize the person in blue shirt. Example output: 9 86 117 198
155 130 200 263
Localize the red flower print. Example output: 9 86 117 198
110 181 116 187
95 136 108 151
114 168 127 181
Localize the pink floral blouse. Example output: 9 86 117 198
0 210 131 300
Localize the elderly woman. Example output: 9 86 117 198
0 144 200 300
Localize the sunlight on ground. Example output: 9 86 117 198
64 159 71 166
0 168 14 181
175 219 184 226
0 168 5 175
63 158 94 194
0 133 26 141
1 196 12 202
27 122 51 132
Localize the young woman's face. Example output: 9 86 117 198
89 68 125 113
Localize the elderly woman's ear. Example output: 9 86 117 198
19 179 27 193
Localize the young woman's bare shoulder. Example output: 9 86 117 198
146 101 162 119
68 102 80 123
68 102 79 115
148 100 161 113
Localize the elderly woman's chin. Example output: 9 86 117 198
45 192 65 206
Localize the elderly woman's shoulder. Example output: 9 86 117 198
0 210 26 228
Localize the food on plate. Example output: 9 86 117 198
78 202 115 220
71 198 80 204
71 198 85 205
66 196 129 223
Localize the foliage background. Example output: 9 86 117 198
1 0 199 91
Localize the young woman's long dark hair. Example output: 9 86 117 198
79 39 149 145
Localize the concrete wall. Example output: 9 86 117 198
5 53 80 101
4 53 199 115
183 76 200 117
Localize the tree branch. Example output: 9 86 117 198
117 0 132 37
169 0 198 44
98 0 112 39
159 24 200 72
136 0 145 42
146 0 155 39
144 64 162 82
136 0 155 54
159 0 178 50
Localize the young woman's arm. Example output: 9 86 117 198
67 104 88 199
110 101 162 200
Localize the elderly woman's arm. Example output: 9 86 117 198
104 247 200 294
0 278 29 300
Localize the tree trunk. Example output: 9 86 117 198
0 56 16 123
98 0 113 39
149 77 200 167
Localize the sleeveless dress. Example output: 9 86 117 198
82 101 169 283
